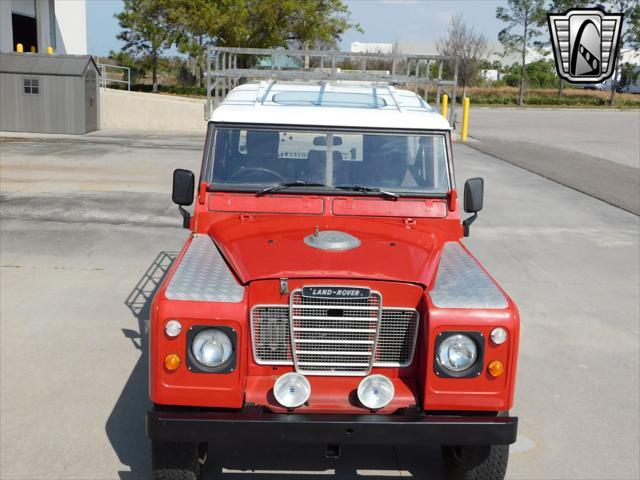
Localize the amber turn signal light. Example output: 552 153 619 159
164 353 181 371
487 360 505 377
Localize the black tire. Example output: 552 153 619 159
441 444 509 480
152 441 201 480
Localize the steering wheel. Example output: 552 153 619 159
229 167 286 183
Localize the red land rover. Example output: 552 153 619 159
147 81 519 480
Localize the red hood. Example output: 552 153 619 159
209 215 442 286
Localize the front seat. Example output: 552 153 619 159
304 150 327 184
231 130 283 182
245 130 280 168
303 150 344 184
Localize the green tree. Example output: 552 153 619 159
502 60 558 88
116 0 174 92
619 61 639 88
546 0 589 96
602 0 640 106
107 50 147 85
497 0 546 105
165 0 359 86
287 0 360 49
163 0 223 87
630 2 640 47
436 14 489 97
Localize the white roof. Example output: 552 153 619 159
210 82 451 131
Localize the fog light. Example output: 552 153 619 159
490 327 508 345
164 353 181 371
273 372 311 408
488 360 505 377
165 320 182 337
357 374 394 410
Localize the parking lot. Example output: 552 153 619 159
1 109 639 479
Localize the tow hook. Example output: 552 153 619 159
325 444 341 459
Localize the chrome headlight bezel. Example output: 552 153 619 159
434 331 484 378
186 326 237 374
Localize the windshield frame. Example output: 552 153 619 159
201 122 455 198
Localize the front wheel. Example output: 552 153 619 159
441 444 509 480
151 441 207 480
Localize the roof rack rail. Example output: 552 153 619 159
205 46 459 122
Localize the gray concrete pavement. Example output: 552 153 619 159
460 108 640 215
0 132 203 194
455 145 639 479
466 108 640 168
1 126 639 479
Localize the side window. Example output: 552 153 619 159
413 136 447 189
23 78 39 95
212 129 240 181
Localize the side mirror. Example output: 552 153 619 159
172 169 195 206
462 177 484 237
464 177 484 213
172 169 195 229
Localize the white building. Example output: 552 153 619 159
0 0 87 55
350 41 548 66
620 48 640 66
350 42 395 55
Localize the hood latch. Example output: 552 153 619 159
280 278 289 296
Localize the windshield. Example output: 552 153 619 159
208 127 449 195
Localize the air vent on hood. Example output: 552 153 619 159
304 229 361 252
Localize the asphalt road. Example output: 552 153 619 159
1 119 639 479
460 108 640 215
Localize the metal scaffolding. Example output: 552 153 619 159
205 46 459 123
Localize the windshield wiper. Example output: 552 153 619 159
335 185 399 201
256 181 327 196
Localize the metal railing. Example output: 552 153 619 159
97 63 131 91
205 46 459 123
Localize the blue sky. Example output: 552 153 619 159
87 0 507 57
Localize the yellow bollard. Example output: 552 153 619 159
441 94 448 119
30 46 36 53
47 46 53 54
462 97 470 143
16 43 23 53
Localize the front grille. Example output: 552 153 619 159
375 309 420 366
290 289 382 376
251 306 291 364
250 290 420 375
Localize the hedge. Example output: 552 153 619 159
130 84 207 96
125 83 640 107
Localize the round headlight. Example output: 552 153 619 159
490 327 508 345
191 329 233 367
273 372 311 408
357 374 395 410
437 334 478 372
165 320 182 337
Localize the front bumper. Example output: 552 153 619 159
147 408 518 446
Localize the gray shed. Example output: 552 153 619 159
0 52 100 134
